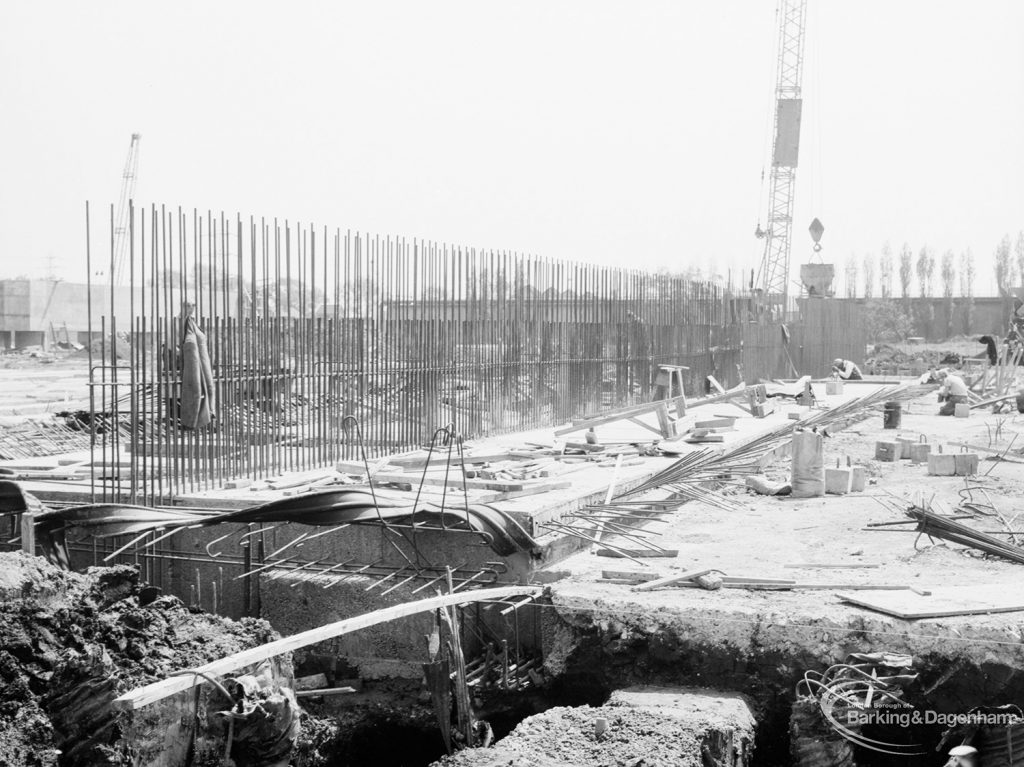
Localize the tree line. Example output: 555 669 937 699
842 233 1024 300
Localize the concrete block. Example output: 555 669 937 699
850 466 867 492
897 437 917 458
954 453 979 476
874 441 900 462
908 443 931 463
928 453 957 476
825 381 844 395
752 399 777 418
954 403 971 418
824 467 852 494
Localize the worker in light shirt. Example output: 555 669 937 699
936 369 969 415
831 358 863 380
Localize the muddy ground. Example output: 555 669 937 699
0 552 280 767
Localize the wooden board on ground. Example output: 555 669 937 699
947 441 1024 462
694 418 736 429
384 451 521 469
838 586 1024 619
475 481 573 504
555 389 749 436
685 434 724 444
596 548 679 559
631 568 715 591
784 563 880 569
371 472 525 492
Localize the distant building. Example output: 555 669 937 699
0 279 238 350
0 280 127 349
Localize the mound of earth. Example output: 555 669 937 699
0 552 279 767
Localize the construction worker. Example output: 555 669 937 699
936 369 969 415
831 358 863 380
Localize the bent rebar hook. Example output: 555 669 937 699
342 414 421 571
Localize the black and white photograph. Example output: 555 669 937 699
1 2 1023 765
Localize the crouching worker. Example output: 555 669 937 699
936 369 969 415
831 358 863 380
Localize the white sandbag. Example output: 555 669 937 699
791 430 825 498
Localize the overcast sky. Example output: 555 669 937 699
1 1 1022 294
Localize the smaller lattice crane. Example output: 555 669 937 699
111 133 141 285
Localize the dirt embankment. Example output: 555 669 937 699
0 552 279 767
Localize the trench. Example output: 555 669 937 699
524 600 1024 767
287 602 1024 767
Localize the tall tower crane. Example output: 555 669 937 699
111 133 141 285
754 0 808 311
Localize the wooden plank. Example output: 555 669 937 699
947 441 1024 461
632 568 714 592
563 442 605 453
20 511 35 555
783 563 881 569
475 481 573 505
654 403 675 438
596 548 679 559
555 388 751 436
386 451 521 469
696 583 917 591
604 571 920 592
707 376 727 394
694 418 736 429
112 585 542 711
555 399 682 436
970 393 1019 410
602 569 656 583
371 472 525 492
294 686 357 698
838 587 1024 619
625 417 665 436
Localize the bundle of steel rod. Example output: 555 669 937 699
907 505 1024 565
585 384 931 514
543 386 933 556
0 419 94 460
